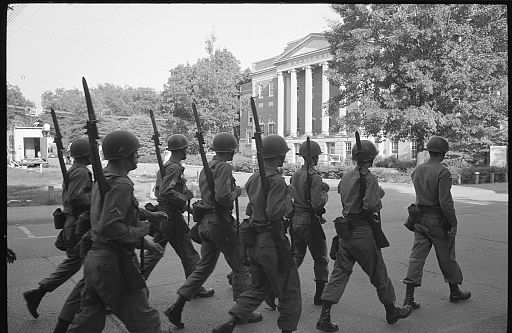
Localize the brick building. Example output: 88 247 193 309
238 33 416 164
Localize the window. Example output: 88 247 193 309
268 81 274 97
392 140 399 156
268 123 275 134
258 84 263 98
327 142 335 155
411 140 417 159
345 141 352 158
246 130 252 143
268 101 273 107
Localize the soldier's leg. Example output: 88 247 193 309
293 238 307 269
168 222 200 277
308 238 329 305
142 230 167 280
54 278 85 332
221 241 251 300
276 267 302 332
116 287 163 333
321 243 355 304
402 230 433 287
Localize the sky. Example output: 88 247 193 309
6 3 340 108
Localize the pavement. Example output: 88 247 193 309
5 177 509 333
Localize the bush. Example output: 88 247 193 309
370 167 413 183
230 155 255 173
374 156 399 168
458 165 507 184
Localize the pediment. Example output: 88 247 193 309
274 33 330 64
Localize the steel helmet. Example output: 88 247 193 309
167 134 189 151
69 138 90 157
213 132 238 152
298 140 322 157
102 131 141 160
351 140 379 161
426 136 449 154
262 134 290 159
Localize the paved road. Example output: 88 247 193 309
6 180 508 332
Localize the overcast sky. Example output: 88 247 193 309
6 3 339 107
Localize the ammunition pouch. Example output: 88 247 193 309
334 216 351 238
405 203 422 232
55 214 79 251
239 218 257 247
53 208 66 229
192 200 214 223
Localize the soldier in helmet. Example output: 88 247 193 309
68 130 168 332
24 138 92 321
213 134 301 333
289 139 330 305
402 136 471 309
316 140 412 332
143 134 214 298
165 132 262 329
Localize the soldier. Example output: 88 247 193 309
165 132 262 329
402 136 471 308
68 130 168 333
143 134 214 298
316 140 412 332
23 138 92 319
213 134 301 333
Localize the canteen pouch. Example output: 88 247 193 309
405 203 422 232
192 200 214 223
239 218 257 247
53 208 66 229
334 216 351 238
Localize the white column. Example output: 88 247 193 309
321 62 330 136
304 65 313 136
277 72 284 137
289 69 297 137
338 84 347 135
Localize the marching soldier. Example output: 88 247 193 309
290 140 330 305
23 138 92 320
68 131 168 333
165 133 262 329
402 136 471 308
316 140 412 332
143 133 214 297
213 134 301 333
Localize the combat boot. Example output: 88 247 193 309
264 293 277 310
53 319 72 333
316 301 339 332
247 312 263 323
449 283 471 303
23 287 47 318
212 316 237 333
403 284 421 309
385 304 413 324
195 286 215 298
314 280 326 305
164 295 187 329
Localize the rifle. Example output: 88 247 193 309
354 131 389 249
304 136 326 240
50 108 69 189
250 97 292 272
192 103 234 243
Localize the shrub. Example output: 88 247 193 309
370 167 413 183
458 165 507 184
230 155 255 173
374 156 398 168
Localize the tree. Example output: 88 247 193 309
326 4 508 159
7 83 36 128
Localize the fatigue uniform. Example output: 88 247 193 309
321 167 395 306
229 169 302 332
144 157 199 279
290 165 329 282
68 165 163 333
176 156 251 300
403 162 463 287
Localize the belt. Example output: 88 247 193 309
91 242 120 251
346 218 368 227
419 206 443 215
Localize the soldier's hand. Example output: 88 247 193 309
234 186 242 198
448 225 457 238
145 240 164 255
184 189 194 201
150 211 168 225
138 221 151 237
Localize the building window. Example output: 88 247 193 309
258 103 264 108
327 142 335 155
248 116 253 125
246 130 252 143
392 140 399 156
268 123 275 134
411 140 417 159
258 84 263 98
262 124 267 135
345 141 352 158
269 81 274 97
268 101 273 107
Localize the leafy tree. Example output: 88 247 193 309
7 83 36 128
326 4 508 160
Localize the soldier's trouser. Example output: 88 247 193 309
177 217 250 300
230 231 302 331
68 249 163 333
58 277 84 322
322 224 396 305
39 247 82 292
403 213 463 287
292 220 329 282
143 222 200 280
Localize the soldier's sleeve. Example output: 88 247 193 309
266 176 288 221
311 173 328 211
214 163 235 210
363 174 383 213
439 168 458 227
68 169 92 207
98 183 144 244
158 164 187 206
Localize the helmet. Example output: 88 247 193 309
298 140 322 157
167 134 189 151
426 136 449 154
70 138 90 157
213 132 238 152
102 131 141 160
351 140 379 161
262 135 290 158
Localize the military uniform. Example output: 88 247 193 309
228 168 302 331
68 165 163 333
143 156 199 279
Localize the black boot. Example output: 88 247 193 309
316 301 339 332
23 287 47 318
403 284 421 309
195 286 215 298
264 291 276 310
385 303 412 324
212 316 237 333
164 295 187 329
449 283 471 303
52 319 72 333
314 280 326 305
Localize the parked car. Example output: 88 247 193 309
20 157 49 167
